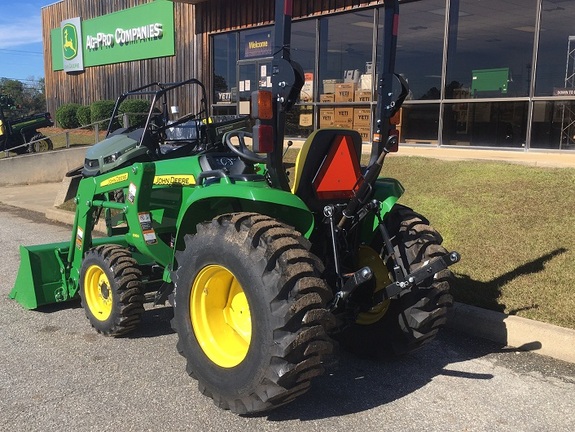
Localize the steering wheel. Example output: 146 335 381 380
224 130 267 163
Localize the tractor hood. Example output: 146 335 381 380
82 129 150 177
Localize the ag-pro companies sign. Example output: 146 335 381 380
51 1 174 71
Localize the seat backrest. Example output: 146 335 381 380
292 128 363 212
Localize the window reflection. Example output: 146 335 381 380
443 101 527 147
291 20 316 136
531 101 575 150
392 0 446 100
401 105 439 144
291 20 316 79
446 0 536 99
535 1 575 96
212 33 237 107
319 11 375 96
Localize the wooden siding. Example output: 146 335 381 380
43 0 197 118
196 0 381 33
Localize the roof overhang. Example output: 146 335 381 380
171 0 209 4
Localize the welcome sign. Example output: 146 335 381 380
51 1 174 72
244 31 272 58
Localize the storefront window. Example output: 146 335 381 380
401 104 440 144
531 101 575 150
212 33 237 113
443 101 528 147
291 20 316 136
535 1 575 96
390 0 446 101
445 0 537 99
318 11 375 98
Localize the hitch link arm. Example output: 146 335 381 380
328 266 373 312
374 251 461 302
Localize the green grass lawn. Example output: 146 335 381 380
379 155 575 330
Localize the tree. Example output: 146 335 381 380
0 77 47 119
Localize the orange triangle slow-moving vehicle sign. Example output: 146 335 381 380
312 134 362 200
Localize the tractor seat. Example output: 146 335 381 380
291 128 363 213
199 153 265 182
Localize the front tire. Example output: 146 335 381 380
172 213 334 414
79 244 145 336
338 205 454 357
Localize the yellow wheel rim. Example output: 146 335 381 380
355 245 392 326
190 265 252 368
83 264 113 321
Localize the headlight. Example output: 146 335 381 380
103 152 121 164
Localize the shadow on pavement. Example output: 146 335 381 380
267 329 500 421
129 305 175 338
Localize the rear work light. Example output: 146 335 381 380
251 90 273 120
250 90 275 153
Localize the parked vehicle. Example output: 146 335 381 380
0 94 53 154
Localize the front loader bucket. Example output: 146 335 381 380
9 241 69 310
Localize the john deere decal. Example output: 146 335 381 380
61 17 84 72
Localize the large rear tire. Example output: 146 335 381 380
171 213 334 414
79 244 145 336
338 205 453 357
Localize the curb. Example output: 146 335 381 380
447 302 575 364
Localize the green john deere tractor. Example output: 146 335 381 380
10 0 459 415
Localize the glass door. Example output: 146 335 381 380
237 59 272 114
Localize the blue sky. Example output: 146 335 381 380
0 0 56 85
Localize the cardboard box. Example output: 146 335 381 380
355 127 370 142
320 94 335 103
353 108 371 127
319 108 334 128
359 74 372 90
299 113 313 127
355 90 372 102
334 83 356 102
323 79 343 94
334 107 353 123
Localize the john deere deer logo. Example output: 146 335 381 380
62 23 78 60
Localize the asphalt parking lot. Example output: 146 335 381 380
1 203 575 431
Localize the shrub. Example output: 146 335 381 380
76 105 92 127
55 103 81 129
119 98 150 128
90 100 116 128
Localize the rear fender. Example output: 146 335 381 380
360 177 405 242
174 182 314 248
373 177 405 222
